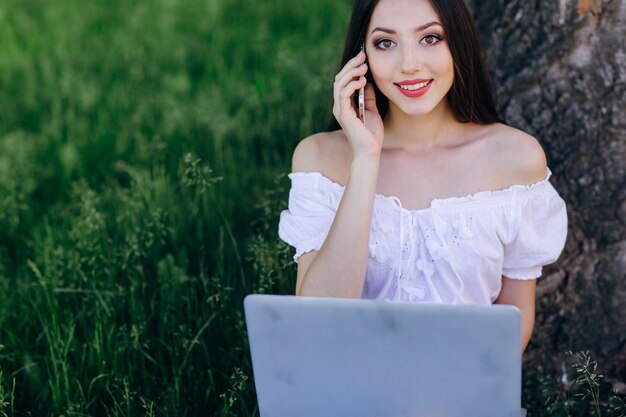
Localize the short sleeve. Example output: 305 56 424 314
501 180 568 280
278 173 340 262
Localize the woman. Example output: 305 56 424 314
278 0 567 355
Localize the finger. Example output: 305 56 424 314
334 51 366 81
334 51 366 82
334 63 368 94
334 64 367 113
338 76 367 101
337 77 367 120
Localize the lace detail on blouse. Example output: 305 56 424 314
278 169 568 305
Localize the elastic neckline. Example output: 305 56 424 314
289 168 553 214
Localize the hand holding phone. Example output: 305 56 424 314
332 42 383 158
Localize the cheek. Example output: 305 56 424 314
367 56 392 87
432 48 455 80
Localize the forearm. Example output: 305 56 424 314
298 154 379 298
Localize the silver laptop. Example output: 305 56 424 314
244 294 522 417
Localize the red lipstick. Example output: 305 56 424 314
395 78 433 98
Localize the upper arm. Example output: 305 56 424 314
495 276 537 352
292 133 325 173
290 133 329 295
287 130 350 295
493 126 548 185
291 131 347 176
513 131 548 183
495 276 536 310
292 130 351 183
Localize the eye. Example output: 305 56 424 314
374 38 396 50
420 34 443 45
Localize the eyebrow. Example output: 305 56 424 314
370 21 443 35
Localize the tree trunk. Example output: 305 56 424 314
471 0 626 386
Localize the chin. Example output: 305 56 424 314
381 89 435 113
394 101 439 117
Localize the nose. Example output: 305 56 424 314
400 43 423 74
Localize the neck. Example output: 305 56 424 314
382 99 463 152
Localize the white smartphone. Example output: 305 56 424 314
358 42 365 123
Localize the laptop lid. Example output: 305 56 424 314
244 294 521 417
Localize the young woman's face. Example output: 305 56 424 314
366 0 454 118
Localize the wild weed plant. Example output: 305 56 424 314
0 365 16 417
0 0 342 414
524 351 625 417
0 0 622 415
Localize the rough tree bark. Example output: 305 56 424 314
471 0 626 387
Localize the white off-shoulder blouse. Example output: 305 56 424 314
278 169 568 305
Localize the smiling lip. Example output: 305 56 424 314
395 78 433 98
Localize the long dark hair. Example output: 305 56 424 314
327 0 502 131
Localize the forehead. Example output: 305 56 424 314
368 0 440 31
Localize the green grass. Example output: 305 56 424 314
0 0 623 416
0 0 349 414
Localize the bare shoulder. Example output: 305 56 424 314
291 130 351 182
482 123 548 185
